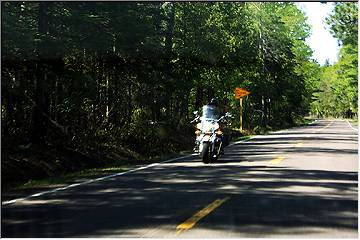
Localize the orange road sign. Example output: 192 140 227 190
235 87 250 99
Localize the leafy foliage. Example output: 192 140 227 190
326 2 358 46
2 2 322 158
311 3 358 118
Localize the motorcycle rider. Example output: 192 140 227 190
193 97 227 154
208 98 226 155
208 97 219 108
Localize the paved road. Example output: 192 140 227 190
2 119 358 238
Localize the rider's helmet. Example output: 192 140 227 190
209 98 218 106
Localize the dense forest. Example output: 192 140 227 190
1 2 357 186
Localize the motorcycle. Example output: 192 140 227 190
191 105 231 164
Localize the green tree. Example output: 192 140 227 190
311 2 357 118
1 2 326 166
326 2 358 46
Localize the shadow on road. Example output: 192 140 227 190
2 164 357 237
2 120 358 237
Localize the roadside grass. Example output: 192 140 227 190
16 165 131 190
350 118 358 127
13 152 190 191
9 118 313 193
231 134 253 142
301 118 314 125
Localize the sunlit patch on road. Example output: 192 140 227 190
2 119 357 238
293 142 304 147
312 121 334 133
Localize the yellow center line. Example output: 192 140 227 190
312 121 333 133
269 156 285 165
293 142 303 147
176 197 230 235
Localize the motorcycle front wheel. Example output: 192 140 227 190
201 142 210 164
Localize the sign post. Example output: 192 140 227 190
239 97 243 130
234 87 250 131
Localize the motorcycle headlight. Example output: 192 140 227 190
201 122 219 132
202 122 212 132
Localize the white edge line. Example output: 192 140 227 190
229 119 317 146
309 119 318 125
346 120 358 132
2 119 318 206
228 136 254 146
2 153 199 206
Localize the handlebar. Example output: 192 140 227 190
190 116 200 123
190 114 231 124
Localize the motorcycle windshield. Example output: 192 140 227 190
202 105 219 120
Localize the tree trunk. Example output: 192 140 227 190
127 74 132 123
165 3 175 58
195 86 203 109
30 2 50 145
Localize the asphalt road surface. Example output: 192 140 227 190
2 119 358 238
